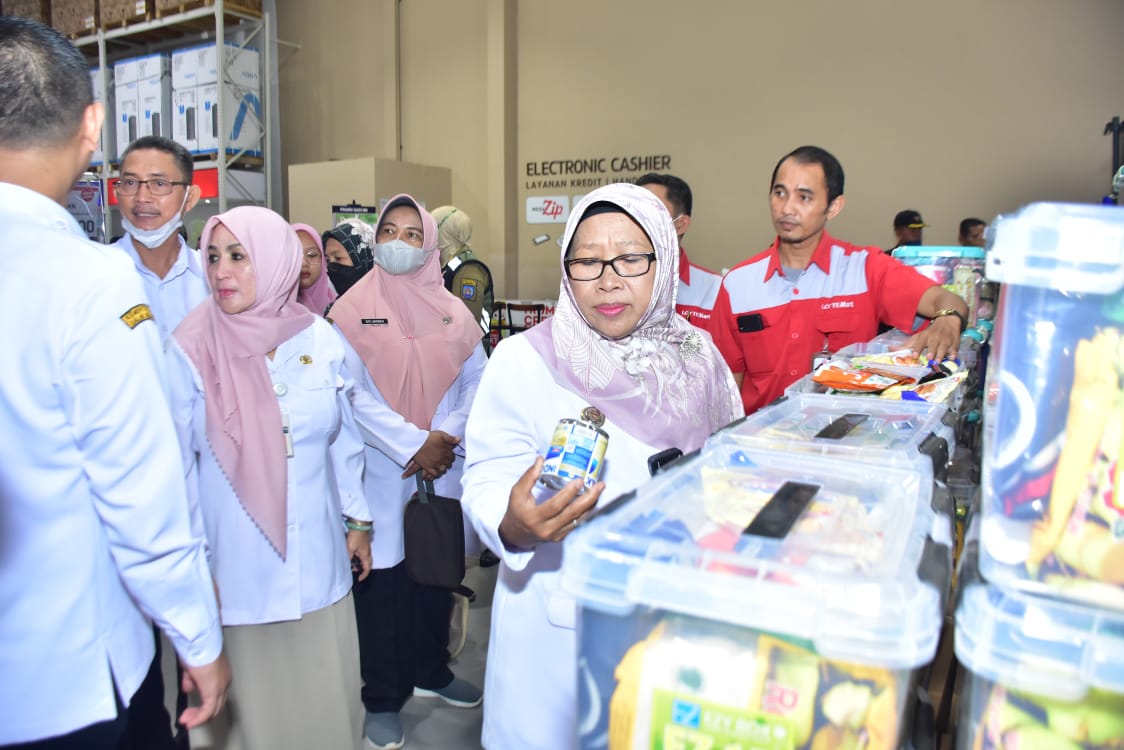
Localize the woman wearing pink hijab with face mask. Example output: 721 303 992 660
167 206 373 750
331 194 488 750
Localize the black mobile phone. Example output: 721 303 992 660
814 413 869 440
647 447 684 476
743 481 819 539
737 313 765 333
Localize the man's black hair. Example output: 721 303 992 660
636 172 693 216
770 145 845 205
121 135 194 183
0 17 93 149
959 217 986 238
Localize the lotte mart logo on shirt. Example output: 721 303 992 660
526 196 570 224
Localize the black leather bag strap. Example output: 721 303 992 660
414 472 436 503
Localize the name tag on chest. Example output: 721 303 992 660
361 318 389 326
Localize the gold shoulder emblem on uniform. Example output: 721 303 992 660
120 303 154 329
299 355 313 365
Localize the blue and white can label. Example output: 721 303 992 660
540 407 609 491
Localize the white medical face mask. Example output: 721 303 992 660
122 191 189 249
371 239 428 275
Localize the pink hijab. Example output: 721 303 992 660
291 222 337 316
523 183 742 452
173 206 315 559
331 194 480 429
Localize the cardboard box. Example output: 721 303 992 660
110 54 169 149
89 67 116 166
50 0 97 37
138 71 171 139
197 82 219 153
178 44 261 157
113 55 139 85
193 42 259 88
287 157 453 231
99 0 150 27
171 45 200 90
190 82 262 156
114 79 139 158
1 0 51 24
154 0 260 13
134 52 167 83
222 82 261 156
134 54 171 140
172 87 198 153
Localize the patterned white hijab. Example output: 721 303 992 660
524 183 741 452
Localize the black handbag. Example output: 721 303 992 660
403 473 466 589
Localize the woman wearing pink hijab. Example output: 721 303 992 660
167 206 373 750
291 221 337 316
331 193 487 750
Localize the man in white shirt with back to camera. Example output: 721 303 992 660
113 134 207 341
0 17 230 750
113 129 209 750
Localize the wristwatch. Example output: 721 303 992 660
932 308 967 334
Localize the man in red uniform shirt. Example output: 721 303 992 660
708 145 968 415
637 172 723 328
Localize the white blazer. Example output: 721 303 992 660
167 318 370 626
0 184 222 744
461 334 658 750
340 337 487 570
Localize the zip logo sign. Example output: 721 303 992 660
526 196 570 224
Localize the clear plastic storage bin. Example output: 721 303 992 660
564 440 950 750
718 392 953 482
980 202 1124 611
891 245 989 325
955 518 1124 749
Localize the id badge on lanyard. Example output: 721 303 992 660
281 410 294 458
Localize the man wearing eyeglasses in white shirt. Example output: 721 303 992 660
111 135 210 749
112 135 207 342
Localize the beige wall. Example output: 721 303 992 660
276 0 399 194
277 0 1124 299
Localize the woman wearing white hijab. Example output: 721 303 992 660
461 183 742 749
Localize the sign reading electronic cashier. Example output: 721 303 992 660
523 153 674 250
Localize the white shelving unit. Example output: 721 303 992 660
75 1 273 235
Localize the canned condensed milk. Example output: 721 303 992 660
540 406 609 491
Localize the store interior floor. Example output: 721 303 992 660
402 557 496 749
163 559 497 749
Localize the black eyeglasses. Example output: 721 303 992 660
113 177 190 196
565 252 656 281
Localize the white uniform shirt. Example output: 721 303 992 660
114 234 209 341
0 183 222 744
167 319 370 626
340 337 487 569
460 334 658 750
